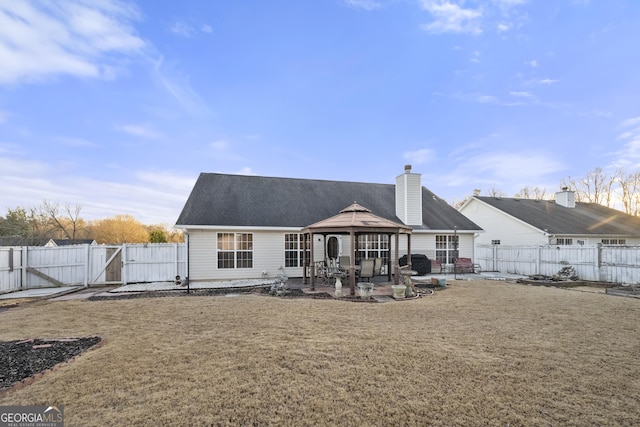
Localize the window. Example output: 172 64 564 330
491 240 501 245
217 233 253 269
556 238 573 245
602 239 626 245
435 234 459 264
355 234 389 265
285 233 310 268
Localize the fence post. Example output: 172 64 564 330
21 246 28 290
174 243 179 278
84 244 90 288
595 243 602 282
121 244 127 285
493 244 497 271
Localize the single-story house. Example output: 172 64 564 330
175 165 483 281
52 239 97 246
458 188 640 246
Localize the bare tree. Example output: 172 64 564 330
486 185 508 197
618 169 640 216
34 201 86 241
566 167 617 206
514 186 549 200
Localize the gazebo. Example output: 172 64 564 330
302 202 413 296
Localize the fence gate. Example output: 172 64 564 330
0 243 187 293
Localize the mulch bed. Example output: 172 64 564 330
0 336 102 393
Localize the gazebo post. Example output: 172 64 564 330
387 233 392 282
310 232 315 291
349 230 356 296
303 232 308 285
408 234 412 271
394 233 400 286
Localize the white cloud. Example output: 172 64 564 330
497 22 510 32
0 0 145 85
201 24 213 33
0 152 195 224
117 124 162 139
492 0 528 7
420 0 483 35
403 148 436 165
524 78 559 86
170 21 195 37
620 116 640 128
609 117 640 169
0 110 9 123
527 60 539 67
151 56 212 116
439 150 566 193
509 91 535 98
210 140 227 150
53 136 98 147
477 95 498 103
345 0 383 10
236 167 254 175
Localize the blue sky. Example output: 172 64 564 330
1 0 639 226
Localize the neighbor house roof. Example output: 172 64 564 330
176 173 482 231
0 236 54 246
52 239 96 246
474 196 640 236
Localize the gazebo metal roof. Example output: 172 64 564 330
302 202 413 235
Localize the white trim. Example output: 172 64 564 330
176 225 304 232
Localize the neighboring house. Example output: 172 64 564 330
0 237 97 247
175 165 483 281
52 239 97 246
458 188 640 247
0 236 56 247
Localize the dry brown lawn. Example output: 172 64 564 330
0 280 638 426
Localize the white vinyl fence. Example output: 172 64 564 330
0 243 186 294
476 244 640 284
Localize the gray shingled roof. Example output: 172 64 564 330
476 196 640 236
176 173 482 231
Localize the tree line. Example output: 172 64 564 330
0 201 184 245
462 167 640 216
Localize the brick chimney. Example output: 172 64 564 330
395 165 423 225
555 187 576 208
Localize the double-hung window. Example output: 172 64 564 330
285 233 310 268
355 234 389 265
602 238 626 245
435 235 459 264
217 232 253 269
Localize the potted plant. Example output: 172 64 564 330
391 283 406 299
357 282 374 299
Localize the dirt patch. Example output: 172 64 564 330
0 298 33 308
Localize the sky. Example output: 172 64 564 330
1 0 640 226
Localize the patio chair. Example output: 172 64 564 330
373 257 382 276
338 256 350 270
357 259 375 282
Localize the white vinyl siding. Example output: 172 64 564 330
395 173 423 226
188 229 302 281
460 200 547 246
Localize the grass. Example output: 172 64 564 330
0 280 638 426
